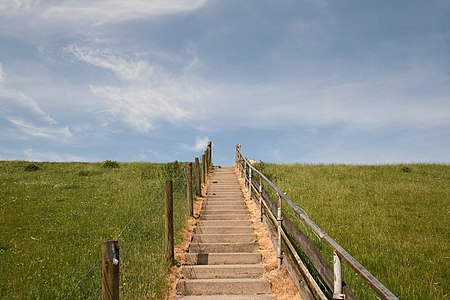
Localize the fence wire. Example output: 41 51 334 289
64 161 192 299
63 259 102 300
118 204 167 300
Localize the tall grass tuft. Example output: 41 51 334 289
102 160 120 168
24 163 40 172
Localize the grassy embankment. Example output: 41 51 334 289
0 160 190 299
258 163 449 299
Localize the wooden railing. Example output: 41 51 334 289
236 144 398 300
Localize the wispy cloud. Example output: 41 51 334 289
8 118 71 140
0 147 87 162
0 0 37 14
42 0 208 27
0 63 5 84
0 63 56 124
90 85 192 132
1 0 449 165
67 45 212 132
21 148 86 162
0 1 209 40
66 45 153 81
203 64 450 131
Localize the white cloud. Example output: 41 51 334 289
0 0 37 13
21 148 87 162
42 0 208 27
182 136 210 152
89 84 194 132
8 118 71 140
66 45 154 81
0 63 5 85
202 64 450 131
0 1 209 39
66 45 213 133
0 89 56 124
0 64 57 124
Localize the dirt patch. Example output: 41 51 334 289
166 174 210 299
235 166 302 300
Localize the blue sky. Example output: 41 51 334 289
1 0 449 165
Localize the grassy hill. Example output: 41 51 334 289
257 163 449 299
2 160 448 299
0 160 189 299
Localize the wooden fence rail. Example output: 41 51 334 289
236 144 398 300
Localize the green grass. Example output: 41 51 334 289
257 163 449 299
0 161 191 299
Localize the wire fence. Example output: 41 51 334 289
63 156 205 299
64 258 102 300
118 203 167 300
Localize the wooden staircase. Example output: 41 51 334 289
176 166 274 299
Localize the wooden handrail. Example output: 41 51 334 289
236 145 398 300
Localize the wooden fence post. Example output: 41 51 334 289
277 192 283 270
186 162 193 217
201 154 206 185
333 251 345 300
165 180 174 265
102 240 119 300
204 149 209 174
207 141 212 168
248 167 252 200
207 148 211 171
259 177 263 222
195 157 201 196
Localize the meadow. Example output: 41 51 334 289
257 163 449 299
0 160 190 299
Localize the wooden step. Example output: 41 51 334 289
177 278 271 295
181 264 265 279
189 242 258 253
201 210 249 215
195 226 254 235
192 234 256 243
200 214 249 221
197 220 252 227
185 253 262 265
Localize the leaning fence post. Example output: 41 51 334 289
186 162 193 217
277 193 283 270
235 144 239 165
333 251 345 299
207 148 211 172
195 157 201 196
165 180 174 265
204 148 208 172
201 154 206 185
102 240 119 300
208 141 212 168
248 167 252 200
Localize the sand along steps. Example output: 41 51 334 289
178 296 275 300
177 166 274 299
